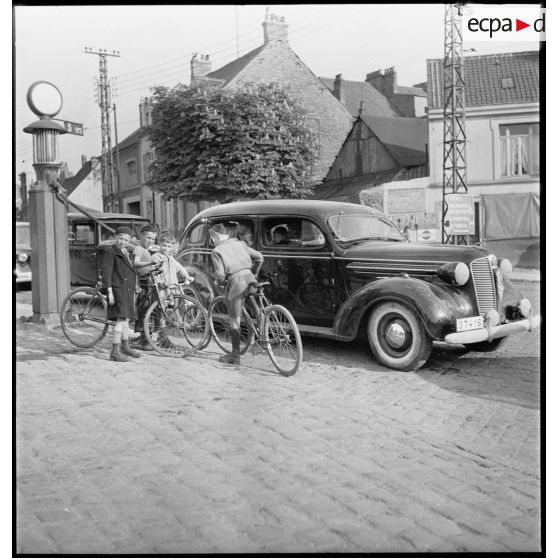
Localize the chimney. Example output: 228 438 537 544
366 67 396 97
139 97 153 127
81 154 87 167
190 53 212 83
333 74 345 104
263 12 288 45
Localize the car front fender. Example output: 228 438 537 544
333 276 475 341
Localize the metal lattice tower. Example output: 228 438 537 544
85 47 120 212
441 4 468 245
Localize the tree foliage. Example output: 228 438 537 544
147 83 318 202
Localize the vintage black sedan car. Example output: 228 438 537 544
176 200 540 371
15 221 32 284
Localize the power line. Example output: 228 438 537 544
111 7 367 86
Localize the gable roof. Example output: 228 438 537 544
114 126 147 152
319 77 400 117
62 159 92 195
361 115 427 166
427 50 539 109
204 45 265 86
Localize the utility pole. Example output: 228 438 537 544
85 47 120 212
441 3 468 245
113 102 122 212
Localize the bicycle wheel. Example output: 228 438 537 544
144 295 208 358
60 287 109 348
208 295 253 356
263 304 303 376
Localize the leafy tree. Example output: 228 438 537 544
147 83 318 202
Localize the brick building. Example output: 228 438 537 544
192 11 354 183
426 50 539 263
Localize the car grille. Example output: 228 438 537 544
470 257 496 315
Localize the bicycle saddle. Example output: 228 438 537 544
249 281 270 289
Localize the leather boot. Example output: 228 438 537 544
110 343 129 362
219 329 241 365
121 340 141 358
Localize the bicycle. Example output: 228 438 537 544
60 264 208 357
60 281 111 348
142 264 209 357
207 281 303 376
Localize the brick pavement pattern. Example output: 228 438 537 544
16 283 541 553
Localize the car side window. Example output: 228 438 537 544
70 223 95 245
188 223 208 245
263 218 326 249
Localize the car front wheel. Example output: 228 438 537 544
367 302 432 371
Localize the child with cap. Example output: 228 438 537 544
100 226 142 362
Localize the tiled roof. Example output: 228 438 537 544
427 50 539 109
319 77 401 117
204 45 265 85
361 115 428 166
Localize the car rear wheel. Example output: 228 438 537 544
367 302 432 371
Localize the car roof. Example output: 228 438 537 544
194 200 385 220
67 211 150 221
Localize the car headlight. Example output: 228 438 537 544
437 262 470 286
497 258 512 279
17 253 29 263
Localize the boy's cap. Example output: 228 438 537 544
209 223 228 235
115 226 133 236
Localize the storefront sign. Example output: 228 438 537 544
446 194 475 235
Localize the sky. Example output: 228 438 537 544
14 3 540 180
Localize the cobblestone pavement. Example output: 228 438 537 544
16 282 541 553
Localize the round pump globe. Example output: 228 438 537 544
27 81 63 117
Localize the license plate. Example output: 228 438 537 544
456 316 483 332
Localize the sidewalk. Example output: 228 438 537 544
510 268 541 283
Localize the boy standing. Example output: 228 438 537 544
151 233 194 291
100 227 142 362
132 225 160 350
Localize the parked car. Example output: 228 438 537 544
15 221 32 284
176 200 540 371
68 210 150 286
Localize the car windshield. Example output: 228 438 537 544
16 224 30 245
328 214 403 243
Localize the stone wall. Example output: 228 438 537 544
225 44 354 183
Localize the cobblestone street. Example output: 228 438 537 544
16 282 541 553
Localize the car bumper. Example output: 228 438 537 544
444 312 541 344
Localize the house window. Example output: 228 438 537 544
499 123 539 177
126 160 137 187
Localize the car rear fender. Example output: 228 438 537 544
333 276 474 341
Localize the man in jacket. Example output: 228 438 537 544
209 223 263 365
